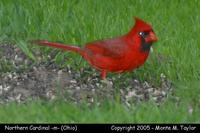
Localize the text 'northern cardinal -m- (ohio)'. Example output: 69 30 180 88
32 17 158 79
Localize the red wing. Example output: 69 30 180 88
84 37 128 59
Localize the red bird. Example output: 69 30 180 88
33 17 158 79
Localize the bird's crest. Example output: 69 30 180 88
134 17 153 31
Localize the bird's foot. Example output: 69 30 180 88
101 78 113 89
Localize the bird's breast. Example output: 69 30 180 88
120 50 149 72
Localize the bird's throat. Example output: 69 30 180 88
140 38 152 52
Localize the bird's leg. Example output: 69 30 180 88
100 70 107 80
100 70 113 91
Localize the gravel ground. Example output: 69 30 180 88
0 43 172 106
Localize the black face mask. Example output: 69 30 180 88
139 31 152 52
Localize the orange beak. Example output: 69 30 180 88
145 31 158 43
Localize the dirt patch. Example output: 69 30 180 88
0 43 172 106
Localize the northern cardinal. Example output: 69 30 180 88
32 17 158 79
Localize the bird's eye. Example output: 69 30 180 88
139 31 148 37
139 32 144 36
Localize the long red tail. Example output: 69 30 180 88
32 40 83 55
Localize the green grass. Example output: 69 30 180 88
0 0 200 122
0 100 199 123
